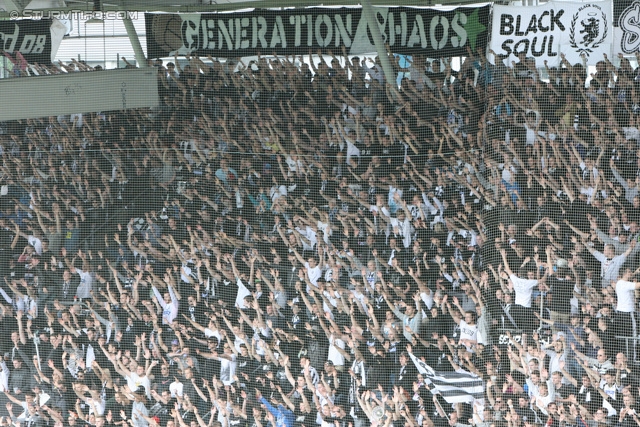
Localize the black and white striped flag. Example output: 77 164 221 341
409 353 484 404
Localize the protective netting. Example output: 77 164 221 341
1 9 640 427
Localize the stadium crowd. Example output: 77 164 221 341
1 46 640 427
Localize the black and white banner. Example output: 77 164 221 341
616 0 640 53
408 353 484 404
491 1 612 66
614 0 635 26
0 19 53 64
145 6 490 58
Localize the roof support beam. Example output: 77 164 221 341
361 0 400 95
123 12 148 67
1 0 28 13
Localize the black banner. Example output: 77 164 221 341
146 6 490 58
0 19 52 64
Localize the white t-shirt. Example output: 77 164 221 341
600 380 618 398
220 354 237 386
27 235 42 255
420 290 434 310
234 278 252 308
600 381 619 416
322 290 339 314
296 226 317 252
305 262 322 287
510 275 538 308
616 279 637 312
126 372 151 398
458 320 478 351
533 392 554 416
204 328 222 343
74 268 93 300
285 156 303 175
233 336 247 354
592 252 627 286
0 361 8 393
345 139 361 164
180 264 194 283
328 334 345 367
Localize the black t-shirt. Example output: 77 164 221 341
515 405 537 423
618 368 640 387
0 226 16 249
153 374 173 394
327 415 355 427
578 385 603 411
554 383 577 400
149 400 172 426
180 409 196 425
104 399 126 419
294 410 312 427
237 354 260 377
324 370 350 397
364 352 391 389
278 339 303 366
229 413 246 427
121 321 145 350
180 302 208 325
547 276 574 314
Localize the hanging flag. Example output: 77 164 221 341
0 19 53 64
408 352 484 404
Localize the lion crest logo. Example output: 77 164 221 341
570 4 608 57
580 17 599 45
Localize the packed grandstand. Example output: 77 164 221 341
1 3 640 427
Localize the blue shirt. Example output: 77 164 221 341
502 179 521 204
259 397 295 427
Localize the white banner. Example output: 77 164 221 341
0 69 158 121
490 1 612 67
